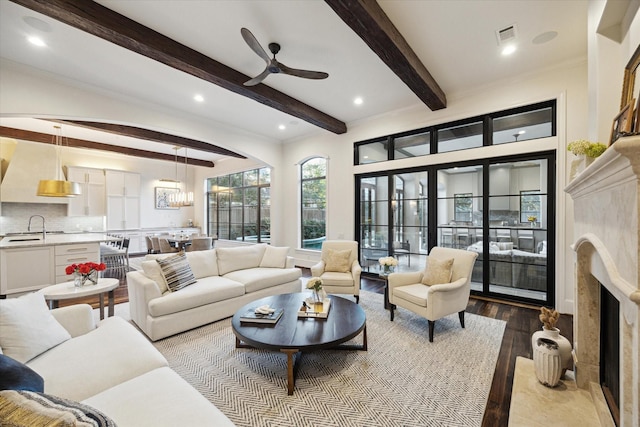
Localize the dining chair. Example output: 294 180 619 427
186 237 213 252
159 238 179 253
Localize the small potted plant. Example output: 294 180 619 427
378 256 398 274
306 276 324 305
567 140 607 179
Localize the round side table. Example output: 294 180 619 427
40 278 119 320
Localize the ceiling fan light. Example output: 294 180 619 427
37 179 81 197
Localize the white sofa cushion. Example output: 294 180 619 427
83 367 235 427
216 244 267 275
185 249 219 278
223 267 302 293
0 293 71 363
148 277 245 317
27 317 167 402
259 246 289 268
157 252 197 292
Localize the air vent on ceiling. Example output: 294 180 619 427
495 24 518 45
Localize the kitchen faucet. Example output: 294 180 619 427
28 215 46 238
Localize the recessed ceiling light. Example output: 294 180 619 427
533 31 558 45
278 124 286 130
23 16 52 32
354 97 363 105
518 130 526 135
501 44 516 56
27 36 46 47
193 94 204 102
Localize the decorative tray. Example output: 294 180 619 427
297 298 331 318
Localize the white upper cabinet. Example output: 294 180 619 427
105 170 140 230
67 166 106 216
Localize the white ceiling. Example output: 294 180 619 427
0 0 588 163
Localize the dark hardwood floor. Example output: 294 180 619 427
63 260 573 427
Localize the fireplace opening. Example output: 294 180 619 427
600 284 620 426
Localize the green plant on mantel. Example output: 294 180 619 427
567 140 607 158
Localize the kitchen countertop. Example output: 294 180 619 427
0 233 116 249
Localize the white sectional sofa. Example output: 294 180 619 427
127 244 302 341
0 295 235 426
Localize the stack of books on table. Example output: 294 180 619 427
240 307 284 324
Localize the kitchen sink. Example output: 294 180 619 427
8 237 42 242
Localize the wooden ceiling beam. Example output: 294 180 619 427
0 126 216 168
53 120 246 159
10 0 347 135
325 0 446 111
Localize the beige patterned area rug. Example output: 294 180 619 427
153 291 505 427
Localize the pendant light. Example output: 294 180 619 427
161 147 181 208
37 125 81 197
177 147 194 207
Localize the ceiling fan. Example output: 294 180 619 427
241 27 329 86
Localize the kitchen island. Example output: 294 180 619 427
0 233 116 297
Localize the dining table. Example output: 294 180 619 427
167 236 192 251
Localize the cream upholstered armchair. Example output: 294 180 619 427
388 246 478 342
310 240 362 303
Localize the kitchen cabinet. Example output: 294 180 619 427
67 166 106 216
106 170 140 230
54 242 100 284
0 234 113 296
0 246 55 295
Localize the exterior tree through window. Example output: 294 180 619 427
301 157 326 249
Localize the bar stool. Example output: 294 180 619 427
517 229 535 252
440 228 454 247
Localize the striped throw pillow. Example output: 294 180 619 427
156 252 197 292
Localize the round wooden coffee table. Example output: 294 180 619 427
232 292 367 395
40 278 119 320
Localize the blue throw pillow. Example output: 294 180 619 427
0 354 44 392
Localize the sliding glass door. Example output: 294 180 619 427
355 152 555 306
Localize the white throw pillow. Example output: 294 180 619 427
141 260 169 294
421 257 454 286
323 248 352 273
0 293 71 363
259 246 289 268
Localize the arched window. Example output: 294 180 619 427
300 157 326 249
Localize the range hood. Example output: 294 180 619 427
0 141 71 204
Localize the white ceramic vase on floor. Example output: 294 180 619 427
532 336 563 387
531 327 572 378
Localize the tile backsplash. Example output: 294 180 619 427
0 203 105 234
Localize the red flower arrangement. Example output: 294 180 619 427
65 262 107 276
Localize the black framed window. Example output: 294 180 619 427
301 157 327 249
354 100 556 165
454 193 473 222
520 190 541 223
207 168 270 242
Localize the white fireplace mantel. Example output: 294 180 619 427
565 135 640 427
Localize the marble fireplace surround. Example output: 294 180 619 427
566 136 640 426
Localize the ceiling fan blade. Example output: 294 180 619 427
278 62 329 80
243 67 272 86
241 28 271 64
